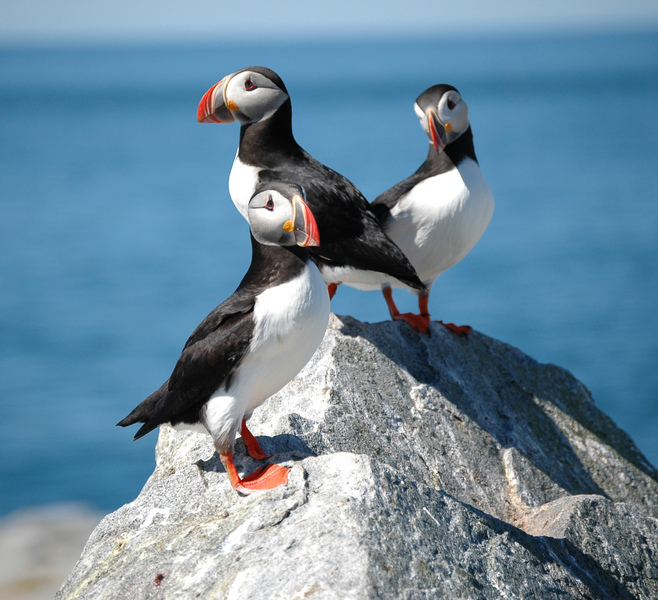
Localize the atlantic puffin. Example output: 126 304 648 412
369 84 494 335
196 66 424 299
117 183 330 494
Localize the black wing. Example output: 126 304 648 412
117 238 305 440
117 296 255 440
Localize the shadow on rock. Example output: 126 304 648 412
337 314 657 515
195 433 316 475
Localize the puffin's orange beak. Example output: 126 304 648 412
427 108 447 153
197 76 235 124
291 194 320 247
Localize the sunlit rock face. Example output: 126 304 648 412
57 315 658 600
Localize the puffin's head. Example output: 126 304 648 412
414 84 469 152
247 182 320 248
197 66 289 126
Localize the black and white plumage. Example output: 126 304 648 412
197 66 424 297
118 183 329 494
369 84 494 334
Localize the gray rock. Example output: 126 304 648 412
57 315 658 599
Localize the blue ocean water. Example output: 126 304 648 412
1 31 657 516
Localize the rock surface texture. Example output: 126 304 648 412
57 315 658 599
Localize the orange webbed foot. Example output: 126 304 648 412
392 312 431 334
240 463 291 491
220 452 290 495
439 321 472 337
383 287 431 334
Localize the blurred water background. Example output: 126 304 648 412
1 30 657 517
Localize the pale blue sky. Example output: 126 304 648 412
1 0 657 44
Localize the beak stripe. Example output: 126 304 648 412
197 76 236 124
197 82 219 123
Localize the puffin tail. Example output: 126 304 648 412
396 270 426 292
116 381 168 440
381 240 426 292
362 213 427 292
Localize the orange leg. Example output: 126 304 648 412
327 283 338 300
220 451 290 495
240 420 272 460
382 287 430 334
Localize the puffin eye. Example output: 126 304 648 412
244 78 256 91
265 196 274 211
447 98 457 110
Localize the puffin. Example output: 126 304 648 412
117 182 330 494
196 66 424 299
369 84 494 335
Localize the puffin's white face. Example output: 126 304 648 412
248 184 320 248
414 88 469 151
197 68 289 125
224 70 289 124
